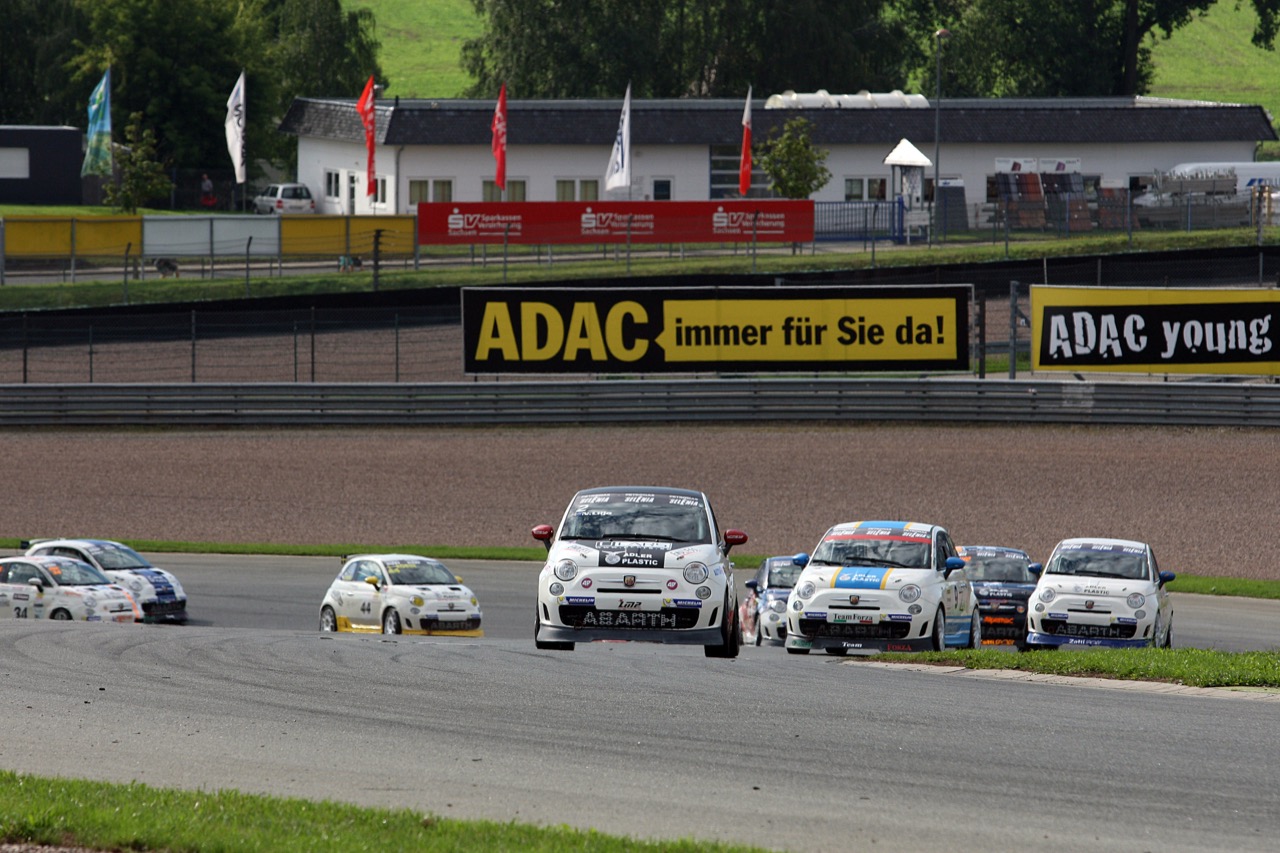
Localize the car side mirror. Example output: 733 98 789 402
364 576 381 590
532 524 554 552
1159 570 1176 586
27 577 45 589
1028 562 1043 576
744 579 758 591
792 552 810 568
943 556 966 576
454 575 464 583
724 529 748 553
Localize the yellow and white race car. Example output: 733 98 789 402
319 554 483 636
0 555 140 623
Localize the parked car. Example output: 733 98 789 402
959 545 1041 650
0 555 140 623
740 554 807 646
1026 537 1174 649
531 485 748 657
785 520 979 655
252 182 315 214
319 554 482 636
22 539 188 624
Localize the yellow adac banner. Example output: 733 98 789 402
1032 285 1280 375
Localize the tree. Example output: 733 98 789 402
755 117 831 199
104 112 173 213
0 0 85 125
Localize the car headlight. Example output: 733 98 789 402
768 598 787 614
796 581 815 600
899 584 921 603
1126 592 1146 609
410 596 425 607
553 559 578 581
683 562 709 584
1038 587 1056 603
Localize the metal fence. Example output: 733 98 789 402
1 377 1277 427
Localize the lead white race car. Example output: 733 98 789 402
531 485 748 657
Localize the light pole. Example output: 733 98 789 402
933 28 951 244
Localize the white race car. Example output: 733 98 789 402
785 520 980 655
531 485 748 657
319 554 483 636
1026 537 1175 649
0 555 141 623
22 539 188 624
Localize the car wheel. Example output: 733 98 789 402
824 647 848 656
786 647 810 655
965 610 982 649
1162 617 1173 649
319 606 337 632
534 609 574 651
49 609 72 621
705 597 740 658
930 607 946 651
381 608 402 635
753 620 762 646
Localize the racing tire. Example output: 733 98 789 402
965 610 982 649
1162 618 1173 649
534 611 574 651
49 609 72 621
381 608 402 635
824 647 848 656
753 621 762 647
704 600 740 658
319 606 337 632
786 646 810 655
930 607 946 651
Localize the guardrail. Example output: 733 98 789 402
2 378 1278 427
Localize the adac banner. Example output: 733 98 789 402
419 200 813 245
462 285 971 374
1032 285 1279 374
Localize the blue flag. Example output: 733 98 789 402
81 69 113 177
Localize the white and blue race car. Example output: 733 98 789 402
785 521 980 655
23 539 187 624
959 545 1041 650
740 554 807 646
532 485 748 657
0 555 141 623
1026 537 1174 649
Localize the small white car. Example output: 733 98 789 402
0 555 141 623
785 521 980 655
1026 537 1175 649
23 539 188 624
319 554 483 636
531 485 748 657
252 182 315 214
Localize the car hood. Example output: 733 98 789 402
796 565 937 591
972 581 1036 600
551 538 715 570
1035 575 1156 598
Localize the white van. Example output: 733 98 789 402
1166 161 1280 194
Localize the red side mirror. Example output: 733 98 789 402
724 529 748 551
531 524 554 542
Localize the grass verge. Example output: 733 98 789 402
0 771 759 853
868 647 1280 689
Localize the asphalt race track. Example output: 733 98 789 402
0 555 1276 853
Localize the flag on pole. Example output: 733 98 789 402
491 83 508 192
81 68 112 177
604 83 631 191
225 70 247 185
738 86 753 197
356 75 378 196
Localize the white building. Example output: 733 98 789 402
278 92 1276 217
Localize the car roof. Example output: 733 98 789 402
29 538 126 549
573 485 704 499
823 521 941 536
959 545 1030 558
1054 537 1147 551
347 553 442 563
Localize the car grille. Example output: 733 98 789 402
142 599 187 615
557 606 701 630
1040 619 1136 639
797 619 912 639
980 614 1025 640
421 617 481 631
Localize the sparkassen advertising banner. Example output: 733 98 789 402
1032 285 1280 374
462 285 971 373
420 201 814 245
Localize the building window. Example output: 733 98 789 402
409 179 454 204
408 180 429 204
432 180 452 203
483 181 502 201
844 178 865 201
652 179 672 200
556 179 597 201
556 179 575 201
507 180 526 201
709 145 766 199
325 171 341 199
579 180 598 201
374 177 387 204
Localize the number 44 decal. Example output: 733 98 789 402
360 602 373 614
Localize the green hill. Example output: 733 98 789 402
353 0 1280 127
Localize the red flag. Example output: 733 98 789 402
356 75 377 197
738 86 752 197
491 83 508 192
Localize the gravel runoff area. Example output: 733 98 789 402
5 423 1279 579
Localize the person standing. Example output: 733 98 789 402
200 174 216 209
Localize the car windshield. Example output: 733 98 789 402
560 492 710 543
811 536 931 569
383 558 457 586
1046 548 1148 580
46 559 112 586
766 564 803 588
965 554 1035 582
88 544 153 570
284 186 310 199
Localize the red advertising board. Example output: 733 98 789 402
417 200 813 245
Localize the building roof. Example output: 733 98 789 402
278 96 1277 148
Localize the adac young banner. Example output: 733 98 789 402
462 285 971 374
1032 285 1280 374
419 200 814 245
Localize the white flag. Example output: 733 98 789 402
225 70 246 184
604 83 631 191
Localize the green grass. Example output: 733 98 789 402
0 771 759 853
353 0 481 98
871 648 1280 688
